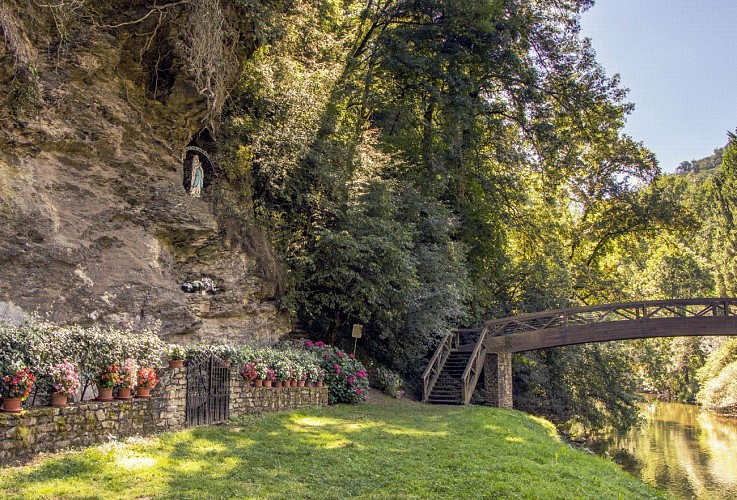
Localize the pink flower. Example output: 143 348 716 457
349 353 355 359
336 351 344 358
305 340 314 347
334 363 341 374
355 388 364 394
323 353 330 359
356 370 367 379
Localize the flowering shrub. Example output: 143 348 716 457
0 318 165 397
118 358 138 388
137 367 158 389
305 342 369 404
252 359 269 380
372 365 404 399
0 361 35 401
95 363 120 389
49 360 80 396
166 344 187 361
240 362 258 383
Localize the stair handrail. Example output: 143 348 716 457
461 326 489 405
422 330 459 402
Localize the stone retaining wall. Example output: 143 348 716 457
0 367 328 465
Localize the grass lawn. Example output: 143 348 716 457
0 392 661 499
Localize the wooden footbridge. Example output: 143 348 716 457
422 298 737 407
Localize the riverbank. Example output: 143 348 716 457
593 399 737 499
0 392 660 498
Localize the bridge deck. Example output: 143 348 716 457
422 298 737 405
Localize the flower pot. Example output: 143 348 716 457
254 379 263 387
316 381 324 387
168 359 185 369
297 380 306 387
1 397 22 413
275 380 283 388
290 379 298 387
264 380 272 388
136 387 151 398
51 392 68 408
305 381 313 388
117 387 133 399
96 387 114 401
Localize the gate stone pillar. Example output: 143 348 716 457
484 352 513 409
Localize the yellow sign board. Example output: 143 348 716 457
351 324 363 338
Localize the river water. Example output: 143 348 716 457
594 400 737 499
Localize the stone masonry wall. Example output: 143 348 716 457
0 367 328 465
229 372 329 418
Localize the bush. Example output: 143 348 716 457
371 365 404 399
0 318 165 395
698 361 737 413
305 341 368 404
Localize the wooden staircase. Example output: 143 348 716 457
422 328 488 405
425 351 471 404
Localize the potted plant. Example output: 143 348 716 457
166 344 186 368
116 358 138 399
0 361 35 413
293 362 307 387
273 359 289 388
240 362 258 387
252 359 268 387
49 360 80 408
305 363 320 388
136 367 158 398
264 367 276 388
95 363 120 401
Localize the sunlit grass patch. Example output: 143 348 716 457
0 393 663 499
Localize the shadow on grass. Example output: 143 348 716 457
155 404 554 499
0 403 656 499
22 453 106 483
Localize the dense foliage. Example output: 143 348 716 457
180 340 368 404
217 0 679 432
0 318 165 396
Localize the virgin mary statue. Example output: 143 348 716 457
190 155 204 197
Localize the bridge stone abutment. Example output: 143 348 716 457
484 352 513 409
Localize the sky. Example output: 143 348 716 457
579 0 737 172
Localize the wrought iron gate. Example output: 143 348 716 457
186 354 231 426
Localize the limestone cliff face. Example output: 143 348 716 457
0 1 289 344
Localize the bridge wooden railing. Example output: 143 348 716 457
481 298 737 338
460 326 489 405
421 330 459 403
423 298 737 405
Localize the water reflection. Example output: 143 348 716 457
595 400 737 499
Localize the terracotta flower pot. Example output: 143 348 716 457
136 387 151 398
97 387 114 401
275 380 283 388
297 380 305 387
291 379 298 387
254 379 263 387
264 380 272 388
168 359 185 369
1 397 22 413
51 392 68 408
116 387 133 399
305 381 313 388
316 380 324 387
